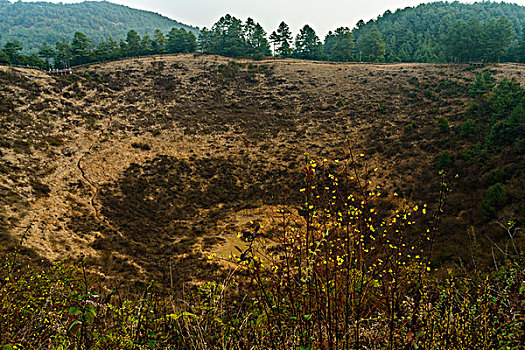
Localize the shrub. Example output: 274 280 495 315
1 153 523 349
460 119 476 139
481 183 506 218
437 150 452 169
437 116 449 133
231 153 446 349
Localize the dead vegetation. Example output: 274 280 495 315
0 55 523 293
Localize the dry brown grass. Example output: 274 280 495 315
0 55 523 292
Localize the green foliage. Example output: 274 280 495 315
70 32 93 66
357 26 385 62
1 26 198 69
460 119 476 139
488 77 523 118
481 183 506 217
0 0 197 54
438 150 452 169
293 25 322 60
269 22 293 57
167 27 197 54
1 157 523 349
437 116 449 133
244 18 271 59
0 49 8 64
93 38 120 62
152 29 167 54
445 17 514 62
353 2 525 63
198 15 269 58
323 27 355 62
519 27 525 63
2 40 22 63
469 70 495 96
200 15 245 57
0 39 47 67
486 107 525 147
124 30 142 57
54 38 71 69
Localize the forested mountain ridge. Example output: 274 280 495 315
353 1 525 62
0 0 197 53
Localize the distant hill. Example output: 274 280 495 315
0 0 198 53
354 1 525 62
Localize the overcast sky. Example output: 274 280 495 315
18 0 525 37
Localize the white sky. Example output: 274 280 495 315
16 1 525 37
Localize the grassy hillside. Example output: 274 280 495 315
0 0 197 53
0 55 523 283
0 54 523 348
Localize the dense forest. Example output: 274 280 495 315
0 0 197 53
1 1 525 67
0 27 197 69
353 1 525 62
199 2 525 63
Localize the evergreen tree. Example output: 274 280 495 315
357 26 385 62
519 28 525 62
54 38 71 68
0 50 9 64
294 25 322 60
244 18 270 58
168 28 196 54
324 27 355 62
185 30 197 53
483 17 514 62
38 42 55 65
270 22 293 57
2 40 23 64
94 38 119 61
351 2 525 63
153 29 167 54
0 0 198 53
70 31 93 65
140 34 154 55
124 30 142 57
445 18 483 62
197 27 212 53
210 14 246 57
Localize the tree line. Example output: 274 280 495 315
353 1 525 63
0 27 197 69
198 13 525 63
2 4 525 68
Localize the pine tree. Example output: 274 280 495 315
2 40 23 64
124 30 142 57
244 18 270 58
38 42 55 65
168 28 196 54
153 29 168 54
54 38 71 68
70 32 93 65
140 34 154 55
270 22 293 57
184 30 197 53
519 28 525 62
357 26 385 62
294 25 322 60
324 27 355 62
484 17 514 62
94 38 119 61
